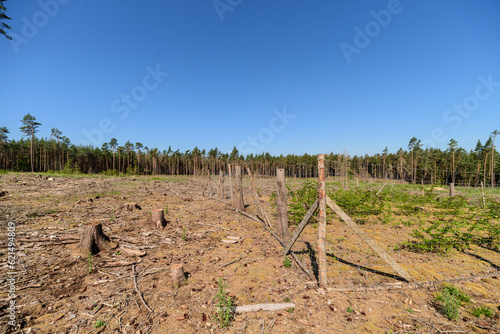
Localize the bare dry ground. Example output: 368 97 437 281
0 174 499 333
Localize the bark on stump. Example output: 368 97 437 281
79 222 114 255
449 183 455 198
171 264 185 288
152 209 167 229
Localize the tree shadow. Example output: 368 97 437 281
326 253 407 282
303 242 319 281
477 244 500 254
463 251 500 271
296 242 408 283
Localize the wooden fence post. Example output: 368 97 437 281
276 168 288 239
317 154 327 287
449 182 455 198
228 163 234 207
218 170 224 199
247 167 272 228
234 166 245 211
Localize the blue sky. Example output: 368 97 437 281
1 0 499 157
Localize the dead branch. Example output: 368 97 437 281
132 264 153 313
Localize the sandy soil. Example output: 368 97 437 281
0 174 499 333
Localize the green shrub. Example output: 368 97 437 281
435 284 470 320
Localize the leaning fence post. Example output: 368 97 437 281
317 154 327 287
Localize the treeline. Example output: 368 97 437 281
1 115 499 187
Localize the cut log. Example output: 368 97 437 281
79 222 116 255
151 209 167 229
171 264 185 288
119 203 141 211
233 303 295 313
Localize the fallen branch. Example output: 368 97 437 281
218 256 244 269
132 264 153 313
234 303 295 313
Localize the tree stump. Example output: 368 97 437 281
449 183 455 198
79 222 114 255
170 264 185 288
152 209 167 229
119 203 141 211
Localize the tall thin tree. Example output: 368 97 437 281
109 138 118 171
20 114 41 173
447 138 458 184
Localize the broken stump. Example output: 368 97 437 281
151 209 167 229
171 264 185 288
79 222 115 255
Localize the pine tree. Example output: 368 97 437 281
20 114 41 173
0 0 12 40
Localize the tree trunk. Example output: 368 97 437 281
151 209 167 229
79 222 114 255
234 166 245 211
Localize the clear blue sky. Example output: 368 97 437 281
1 0 499 157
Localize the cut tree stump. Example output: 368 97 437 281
119 203 141 211
79 222 116 255
151 209 167 229
171 264 185 288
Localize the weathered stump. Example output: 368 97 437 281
170 264 185 288
79 222 114 255
152 209 166 229
449 183 455 198
119 203 141 211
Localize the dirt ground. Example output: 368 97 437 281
0 174 499 333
